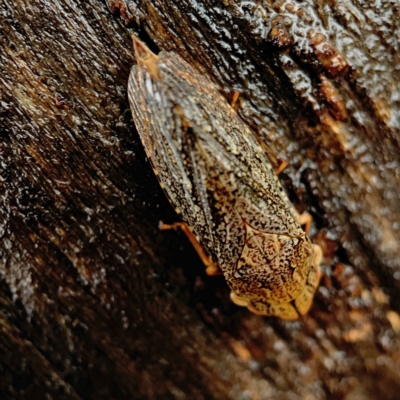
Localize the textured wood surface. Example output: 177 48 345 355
1 0 399 399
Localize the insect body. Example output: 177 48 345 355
128 37 322 319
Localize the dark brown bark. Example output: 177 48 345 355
1 0 399 399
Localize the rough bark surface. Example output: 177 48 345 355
1 0 399 399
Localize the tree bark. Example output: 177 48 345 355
1 0 400 399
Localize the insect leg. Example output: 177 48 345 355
275 158 289 175
230 91 240 108
295 211 313 234
230 291 250 307
159 221 221 276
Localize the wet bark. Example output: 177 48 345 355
1 0 400 399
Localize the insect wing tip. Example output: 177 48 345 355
131 35 160 79
131 36 153 60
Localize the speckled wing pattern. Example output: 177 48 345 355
128 42 321 319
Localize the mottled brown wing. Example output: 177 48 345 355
128 62 216 246
128 51 303 272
